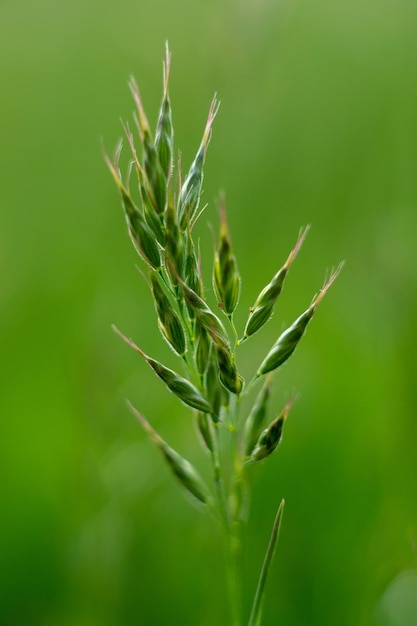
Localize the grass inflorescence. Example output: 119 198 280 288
105 44 343 626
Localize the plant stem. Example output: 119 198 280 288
248 499 285 626
210 422 242 626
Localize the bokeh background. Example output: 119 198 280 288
1 0 416 624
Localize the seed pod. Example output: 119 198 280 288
155 44 174 180
128 403 209 504
196 411 214 452
251 399 293 462
243 375 273 457
178 96 219 230
151 274 186 357
213 200 241 316
242 226 309 341
130 77 167 215
256 264 343 377
104 150 161 270
214 340 244 395
114 327 212 413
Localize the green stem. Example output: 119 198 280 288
210 423 241 626
228 313 240 345
248 499 285 626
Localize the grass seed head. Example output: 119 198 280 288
214 341 244 395
243 375 273 457
196 410 214 452
257 308 314 377
165 201 185 285
103 149 162 270
177 274 230 350
242 226 309 341
205 356 223 422
155 43 174 180
177 96 219 231
122 121 166 246
250 398 294 462
256 264 343 377
130 77 167 215
151 274 186 357
184 237 204 298
195 323 212 377
114 326 212 413
213 200 241 316
128 403 209 503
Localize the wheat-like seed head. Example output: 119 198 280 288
106 47 343 626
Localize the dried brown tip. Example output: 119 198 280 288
284 225 310 270
126 400 161 444
218 194 229 236
190 203 209 232
283 395 296 417
121 120 145 182
312 261 345 308
102 139 125 191
129 76 151 140
112 324 147 359
202 95 220 151
163 42 171 94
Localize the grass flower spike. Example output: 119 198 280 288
106 46 342 626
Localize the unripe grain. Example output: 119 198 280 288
213 200 240 317
128 402 210 503
242 226 309 341
250 399 293 462
256 264 343 377
103 150 161 270
214 340 244 395
155 44 174 180
130 78 167 215
178 275 230 350
178 97 219 230
151 274 186 357
243 375 273 457
114 326 212 413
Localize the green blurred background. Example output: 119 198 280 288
1 0 416 624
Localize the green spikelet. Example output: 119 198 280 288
196 411 214 452
205 355 223 422
122 122 166 246
213 200 241 317
177 274 230 350
256 265 343 377
155 44 174 180
128 403 210 504
130 78 167 215
195 322 212 377
114 327 212 413
178 97 219 230
242 226 309 341
214 339 244 396
165 201 184 286
150 274 186 357
250 399 294 462
244 375 273 457
104 150 161 270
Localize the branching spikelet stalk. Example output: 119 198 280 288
105 46 343 626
